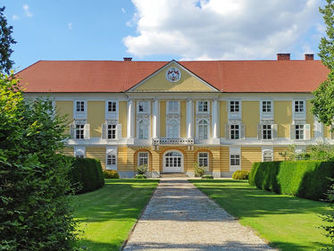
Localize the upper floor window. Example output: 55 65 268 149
138 152 149 166
167 101 179 113
229 101 240 113
138 119 149 139
230 124 240 140
107 124 117 139
76 124 85 139
198 119 209 140
294 101 305 113
198 152 209 168
295 124 304 140
137 101 149 113
167 119 179 138
262 101 272 113
262 124 272 140
198 101 208 113
76 101 85 112
107 101 117 112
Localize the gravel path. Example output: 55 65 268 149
123 178 273 251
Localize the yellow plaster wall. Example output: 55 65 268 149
274 147 289 161
62 147 74 156
119 101 127 138
55 101 73 134
220 147 229 172
306 100 314 138
160 101 166 137
117 146 128 171
134 63 214 92
180 101 186 138
86 147 106 169
87 101 105 138
242 101 259 138
220 101 227 137
324 126 333 139
274 101 292 138
241 147 262 171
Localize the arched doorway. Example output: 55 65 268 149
163 150 183 173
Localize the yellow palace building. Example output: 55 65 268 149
17 53 332 178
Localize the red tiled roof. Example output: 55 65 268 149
16 60 329 93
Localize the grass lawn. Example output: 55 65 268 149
72 179 158 251
191 179 332 251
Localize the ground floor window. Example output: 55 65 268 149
230 154 240 166
263 150 273 162
107 154 116 165
198 152 209 168
138 152 149 166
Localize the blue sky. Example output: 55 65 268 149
2 0 326 71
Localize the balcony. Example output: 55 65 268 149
152 137 194 145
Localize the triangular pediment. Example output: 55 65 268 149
127 60 219 92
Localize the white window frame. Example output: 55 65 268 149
197 119 209 140
74 100 87 119
105 100 119 121
138 152 149 166
107 123 117 140
106 147 117 170
198 152 209 169
167 119 180 138
261 100 272 113
137 119 150 139
229 146 241 171
167 100 180 114
293 100 306 120
262 124 272 140
295 124 305 140
137 101 150 114
73 120 89 140
228 100 241 120
230 124 240 140
229 101 240 113
197 101 209 113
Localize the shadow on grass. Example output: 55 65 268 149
76 239 120 251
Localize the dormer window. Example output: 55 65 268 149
230 101 239 112
108 101 117 112
294 101 305 113
262 101 272 113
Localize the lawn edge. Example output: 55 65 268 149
120 179 160 250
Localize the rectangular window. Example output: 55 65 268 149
294 101 305 113
107 101 117 112
295 124 304 140
76 101 85 112
230 154 240 166
262 124 272 140
107 124 117 139
230 124 240 139
198 152 209 168
230 101 239 112
167 101 179 113
262 101 272 113
198 101 208 112
107 154 116 165
138 152 149 166
138 101 149 113
75 124 85 139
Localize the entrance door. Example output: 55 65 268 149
163 151 183 173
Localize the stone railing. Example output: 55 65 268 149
152 137 194 145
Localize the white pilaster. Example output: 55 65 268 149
127 99 134 139
186 99 193 138
152 99 159 138
212 99 219 139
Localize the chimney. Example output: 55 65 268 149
123 57 132 61
304 54 314 61
277 53 290 61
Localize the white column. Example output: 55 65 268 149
186 99 193 138
127 99 134 139
152 99 159 138
212 99 219 139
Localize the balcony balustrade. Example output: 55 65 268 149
152 137 194 145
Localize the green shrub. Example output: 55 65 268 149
249 160 334 201
135 174 147 179
202 174 214 179
68 157 105 194
103 170 119 179
136 164 148 175
232 170 249 180
194 163 205 177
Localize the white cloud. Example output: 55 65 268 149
124 0 320 60
68 22 73 30
23 4 33 17
12 15 19 20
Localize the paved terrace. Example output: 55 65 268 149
124 178 273 251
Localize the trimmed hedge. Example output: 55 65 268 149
67 157 105 194
249 160 334 201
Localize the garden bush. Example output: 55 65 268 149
103 170 119 179
68 157 105 194
249 160 334 201
194 163 205 177
135 174 147 179
202 174 214 179
232 170 249 180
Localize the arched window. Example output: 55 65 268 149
167 119 179 138
138 119 149 139
198 119 209 140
